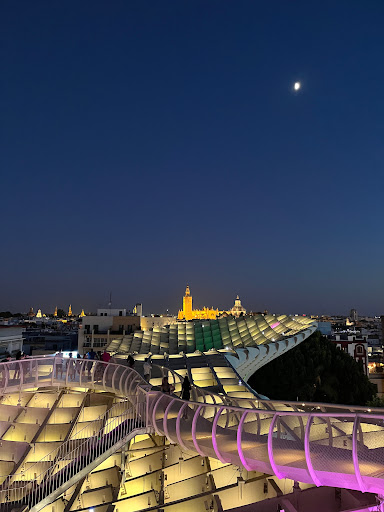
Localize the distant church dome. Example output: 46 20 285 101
230 295 246 317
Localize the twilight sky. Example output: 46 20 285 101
1 1 384 316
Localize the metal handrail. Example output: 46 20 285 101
0 356 382 418
148 390 384 496
0 358 147 478
110 355 381 414
0 358 148 510
0 397 136 481
1 403 146 509
1 357 384 507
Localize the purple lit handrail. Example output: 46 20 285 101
1 357 384 508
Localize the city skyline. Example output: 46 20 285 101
1 285 381 319
2 2 384 315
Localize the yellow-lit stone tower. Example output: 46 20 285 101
182 285 193 321
54 307 58 317
79 309 86 318
68 304 73 317
178 286 220 320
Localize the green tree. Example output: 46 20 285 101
248 331 376 406
366 396 384 408
56 309 66 318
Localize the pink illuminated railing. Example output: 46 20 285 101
1 357 384 510
147 391 384 496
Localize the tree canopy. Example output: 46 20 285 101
248 331 376 406
0 311 13 318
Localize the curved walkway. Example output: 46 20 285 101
0 357 383 511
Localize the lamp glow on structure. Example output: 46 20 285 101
294 81 301 91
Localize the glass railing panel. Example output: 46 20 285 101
273 414 310 482
239 410 273 474
358 415 384 491
309 415 358 489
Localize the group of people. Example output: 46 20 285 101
1 350 28 363
160 373 191 418
0 351 30 381
1 350 193 411
160 374 191 400
54 349 113 380
2 348 193 408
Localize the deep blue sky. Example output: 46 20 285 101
1 1 384 316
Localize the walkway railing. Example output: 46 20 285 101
1 357 384 509
148 390 384 496
0 357 148 511
0 356 147 395
0 400 146 510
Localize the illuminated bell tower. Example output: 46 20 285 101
183 285 193 321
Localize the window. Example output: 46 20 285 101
119 311 123 316
94 338 107 347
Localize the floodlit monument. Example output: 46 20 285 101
0 312 382 511
177 285 247 321
177 285 220 320
229 295 246 317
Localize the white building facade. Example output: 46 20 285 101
0 326 24 356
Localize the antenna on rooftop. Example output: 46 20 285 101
108 292 112 310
